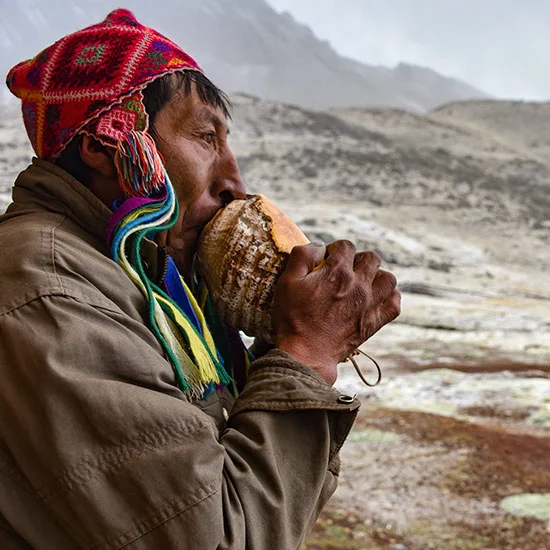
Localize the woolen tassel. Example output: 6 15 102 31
114 130 166 198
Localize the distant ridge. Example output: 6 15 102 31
0 0 488 111
431 99 550 164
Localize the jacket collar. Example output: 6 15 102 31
7 158 112 243
5 158 167 281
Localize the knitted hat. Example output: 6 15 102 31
6 8 201 162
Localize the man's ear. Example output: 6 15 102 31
78 135 117 179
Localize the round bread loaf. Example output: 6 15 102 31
196 194 309 342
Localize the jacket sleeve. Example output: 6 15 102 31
0 295 359 550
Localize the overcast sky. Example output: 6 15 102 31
266 0 550 100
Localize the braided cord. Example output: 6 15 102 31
108 130 231 396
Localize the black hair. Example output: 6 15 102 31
55 70 231 185
142 70 232 133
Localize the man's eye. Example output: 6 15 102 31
202 132 216 144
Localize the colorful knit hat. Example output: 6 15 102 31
5 8 201 161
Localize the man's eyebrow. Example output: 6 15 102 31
198 106 227 131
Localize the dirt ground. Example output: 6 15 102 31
302 362 550 550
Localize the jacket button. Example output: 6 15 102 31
337 394 356 404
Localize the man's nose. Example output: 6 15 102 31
214 146 246 204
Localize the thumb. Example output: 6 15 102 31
283 242 326 280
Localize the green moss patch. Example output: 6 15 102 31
500 493 550 520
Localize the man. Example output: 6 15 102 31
0 9 400 549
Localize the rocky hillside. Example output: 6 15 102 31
432 99 550 165
232 94 550 230
0 0 487 110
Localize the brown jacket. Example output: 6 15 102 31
0 160 359 550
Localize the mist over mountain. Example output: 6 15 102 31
1 0 488 110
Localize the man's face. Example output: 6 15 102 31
152 84 246 275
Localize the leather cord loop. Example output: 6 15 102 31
345 349 382 387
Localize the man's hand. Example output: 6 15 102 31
272 241 401 385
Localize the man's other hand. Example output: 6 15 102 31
272 241 401 385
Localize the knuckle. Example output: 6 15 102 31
387 292 402 319
382 270 398 288
374 269 397 292
335 239 356 254
368 250 382 266
345 240 357 255
358 250 382 269
328 268 354 295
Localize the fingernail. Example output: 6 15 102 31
311 241 324 246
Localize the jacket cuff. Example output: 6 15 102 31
231 348 360 474
232 349 361 415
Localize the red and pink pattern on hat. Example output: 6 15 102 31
6 9 202 161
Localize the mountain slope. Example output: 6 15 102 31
431 100 550 164
0 0 488 110
230 95 550 227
